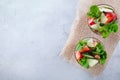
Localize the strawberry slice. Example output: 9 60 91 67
105 12 117 24
80 46 90 53
94 54 100 59
75 51 83 60
88 18 95 26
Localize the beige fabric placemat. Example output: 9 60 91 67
60 0 120 76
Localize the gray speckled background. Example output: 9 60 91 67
0 0 120 80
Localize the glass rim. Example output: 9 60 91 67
74 37 105 68
87 4 117 36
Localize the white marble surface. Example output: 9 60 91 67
0 0 120 80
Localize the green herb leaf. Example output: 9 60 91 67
87 5 101 18
100 51 107 64
93 43 104 54
110 21 118 32
75 40 87 51
98 21 118 38
83 54 94 58
100 23 105 26
78 57 89 68
92 42 107 65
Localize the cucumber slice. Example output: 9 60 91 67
99 8 113 12
101 13 108 23
98 5 114 12
98 5 114 10
87 38 96 47
88 59 98 67
90 24 99 30
83 54 94 58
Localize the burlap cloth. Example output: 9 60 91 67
60 0 120 76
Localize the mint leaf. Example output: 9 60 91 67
100 51 107 64
110 21 118 32
75 40 87 51
93 43 104 54
100 58 106 64
92 42 107 65
87 5 101 18
78 57 89 68
101 30 110 38
98 21 118 38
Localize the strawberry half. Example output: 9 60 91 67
80 46 90 53
94 54 100 59
105 12 117 24
75 51 83 60
88 18 95 26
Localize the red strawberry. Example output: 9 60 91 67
88 18 95 26
94 54 100 59
80 46 90 53
105 12 117 24
75 51 83 60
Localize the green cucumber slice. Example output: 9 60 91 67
90 24 99 30
101 13 108 23
98 5 114 12
88 59 98 67
83 54 94 58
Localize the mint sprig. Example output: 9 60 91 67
92 43 107 64
75 40 87 51
78 57 89 68
87 5 101 18
98 21 118 38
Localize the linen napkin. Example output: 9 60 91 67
60 0 120 76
